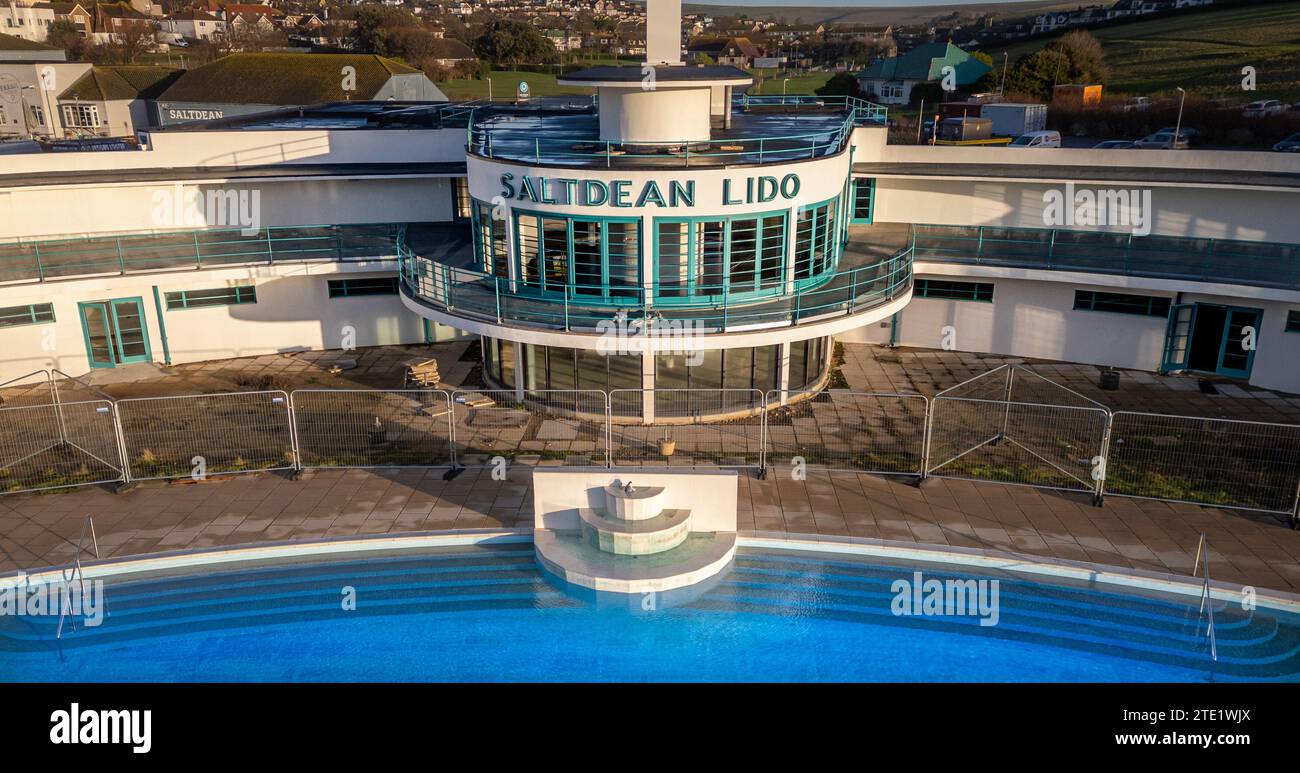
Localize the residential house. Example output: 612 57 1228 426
49 2 92 36
55 64 180 136
856 41 992 105
686 36 761 67
1 1 56 43
0 39 93 138
94 2 154 42
164 9 225 41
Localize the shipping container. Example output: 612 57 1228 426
981 103 1048 137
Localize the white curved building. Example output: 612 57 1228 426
1 29 1298 411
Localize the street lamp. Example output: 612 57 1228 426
1173 86 1187 150
782 77 789 105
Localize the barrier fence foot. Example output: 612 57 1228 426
756 467 768 481
443 466 466 481
113 481 137 494
290 468 305 482
1092 492 1105 508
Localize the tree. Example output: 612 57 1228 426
473 19 556 65
350 6 418 57
816 72 864 99
1050 29 1107 85
46 19 88 60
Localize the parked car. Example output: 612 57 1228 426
1273 132 1300 152
1133 131 1189 149
1093 139 1136 149
1243 99 1286 118
1122 96 1151 112
1007 130 1061 148
1156 126 1202 145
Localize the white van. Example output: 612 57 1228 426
1008 130 1062 148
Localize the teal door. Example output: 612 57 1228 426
79 298 151 369
1160 303 1195 373
1217 306 1261 379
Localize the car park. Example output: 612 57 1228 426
1243 99 1285 118
1133 131 1189 149
1273 132 1300 152
1007 130 1062 148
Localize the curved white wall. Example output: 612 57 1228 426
597 86 712 144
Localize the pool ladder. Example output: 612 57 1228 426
1192 533 1218 663
56 515 99 639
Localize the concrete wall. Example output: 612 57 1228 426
533 469 738 532
0 177 455 240
0 261 463 381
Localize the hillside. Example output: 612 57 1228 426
680 1 1082 26
981 1 1300 101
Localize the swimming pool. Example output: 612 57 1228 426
2 540 1297 682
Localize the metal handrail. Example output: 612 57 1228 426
1193 532 1218 663
56 514 99 639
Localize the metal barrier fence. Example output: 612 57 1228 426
0 399 125 494
450 389 609 468
1104 412 1300 515
609 389 766 468
765 390 928 477
292 390 454 469
925 366 1112 498
116 391 296 481
1 377 1297 523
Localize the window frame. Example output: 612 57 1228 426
0 302 55 329
163 285 257 311
915 279 994 302
327 277 399 298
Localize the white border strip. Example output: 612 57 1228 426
6 529 1298 615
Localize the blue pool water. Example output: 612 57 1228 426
2 543 1297 682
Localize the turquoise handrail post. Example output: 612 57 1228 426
495 278 503 322
33 242 43 281
564 293 570 331
535 138 540 164
265 228 274 265
115 237 125 273
192 231 201 269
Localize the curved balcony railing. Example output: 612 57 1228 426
398 242 913 333
466 95 887 168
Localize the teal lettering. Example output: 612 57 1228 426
635 180 666 207
583 179 609 206
499 173 515 200
781 174 801 199
669 180 694 207
758 176 778 203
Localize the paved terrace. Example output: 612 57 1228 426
2 343 1299 595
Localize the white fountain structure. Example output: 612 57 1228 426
533 469 739 594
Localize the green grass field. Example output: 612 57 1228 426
982 2 1300 101
435 70 593 100
747 69 834 96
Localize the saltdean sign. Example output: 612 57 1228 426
499 173 802 208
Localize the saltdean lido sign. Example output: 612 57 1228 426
499 173 802 208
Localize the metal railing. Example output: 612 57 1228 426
1193 533 1218 663
56 515 98 640
912 224 1300 291
2 377 1298 528
467 94 887 168
400 241 913 332
0 223 403 285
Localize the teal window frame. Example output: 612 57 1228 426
651 209 788 305
511 208 641 304
164 285 257 310
915 279 994 302
1073 290 1171 318
77 297 152 369
472 198 509 277
851 178 875 224
793 196 842 287
327 277 399 298
0 302 55 328
452 177 472 222
1285 310 1300 333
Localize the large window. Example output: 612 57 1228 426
1287 310 1300 333
513 211 640 300
915 279 994 302
1073 290 1171 318
515 342 640 392
164 285 256 310
788 337 829 391
654 212 787 301
61 103 100 128
327 278 398 298
452 177 471 221
793 198 840 281
0 303 55 329
654 346 780 392
472 199 508 277
851 178 875 223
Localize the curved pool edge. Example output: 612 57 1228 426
5 527 1298 615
